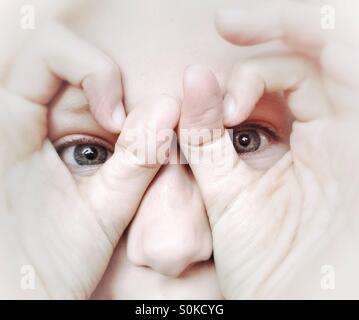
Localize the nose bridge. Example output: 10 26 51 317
126 164 213 277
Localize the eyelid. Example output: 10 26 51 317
53 134 115 153
232 121 280 142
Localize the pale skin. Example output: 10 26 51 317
201 0 359 298
1 0 359 299
0 23 181 298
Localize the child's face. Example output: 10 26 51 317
48 0 292 299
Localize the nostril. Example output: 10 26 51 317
127 222 214 278
136 230 212 277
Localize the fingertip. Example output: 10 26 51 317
157 93 181 111
87 100 125 134
153 94 181 129
223 94 238 126
223 92 255 127
123 94 180 132
82 63 124 133
116 94 180 168
184 64 216 83
215 8 261 45
183 64 221 99
111 101 126 131
215 9 242 44
215 4 282 46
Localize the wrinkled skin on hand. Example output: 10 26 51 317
178 0 359 299
0 23 180 299
1 0 359 300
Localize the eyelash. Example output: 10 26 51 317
53 135 114 154
53 122 281 161
231 122 280 142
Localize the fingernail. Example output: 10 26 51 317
223 94 237 124
112 102 126 129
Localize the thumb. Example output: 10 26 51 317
179 65 257 225
82 96 180 246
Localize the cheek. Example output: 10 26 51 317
241 143 289 170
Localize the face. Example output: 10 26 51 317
47 0 292 299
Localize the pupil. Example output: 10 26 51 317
82 147 98 161
74 144 108 165
232 128 261 154
239 134 251 147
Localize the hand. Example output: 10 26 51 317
179 0 359 299
0 22 179 299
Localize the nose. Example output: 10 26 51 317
126 164 213 277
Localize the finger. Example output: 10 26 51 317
4 21 125 133
215 1 333 52
321 41 359 90
0 88 46 175
216 0 359 93
223 55 332 127
81 95 180 246
179 65 257 224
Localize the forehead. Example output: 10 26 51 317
49 0 291 140
64 0 281 109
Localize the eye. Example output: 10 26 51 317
229 122 289 170
54 135 113 175
232 123 277 154
233 129 262 153
62 144 109 165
